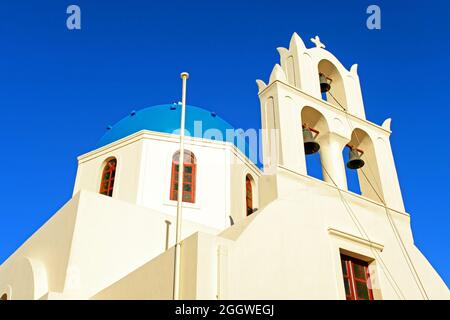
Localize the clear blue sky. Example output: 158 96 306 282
0 1 449 286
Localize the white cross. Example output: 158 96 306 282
310 36 325 49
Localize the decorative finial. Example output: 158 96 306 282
310 35 325 49
269 64 287 84
256 79 267 94
382 118 392 131
290 32 306 51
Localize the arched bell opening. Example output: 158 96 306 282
318 59 347 110
342 145 363 195
345 129 384 203
301 106 329 181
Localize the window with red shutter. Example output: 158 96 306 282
99 158 117 197
340 254 374 300
246 175 253 216
170 150 196 203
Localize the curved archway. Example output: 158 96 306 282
1 293 7 300
318 59 347 109
301 106 330 181
170 150 197 203
345 128 384 203
99 158 117 197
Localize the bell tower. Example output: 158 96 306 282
256 33 405 212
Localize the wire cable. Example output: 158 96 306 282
319 162 406 299
326 90 429 299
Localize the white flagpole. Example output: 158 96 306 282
173 71 189 300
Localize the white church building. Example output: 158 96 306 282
0 33 448 300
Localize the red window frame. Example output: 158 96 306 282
246 175 253 216
170 151 196 203
341 254 374 300
99 159 117 197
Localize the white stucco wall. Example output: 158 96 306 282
74 130 261 231
92 171 450 300
0 190 223 299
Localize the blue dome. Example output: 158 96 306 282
98 104 236 148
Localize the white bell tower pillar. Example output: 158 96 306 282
318 132 348 189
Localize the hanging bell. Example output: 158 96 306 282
319 73 331 93
303 127 320 155
347 148 365 170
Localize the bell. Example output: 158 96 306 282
347 148 365 170
303 128 320 155
320 73 331 93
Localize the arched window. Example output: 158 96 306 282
99 158 117 197
246 175 254 216
170 150 196 203
1 293 7 300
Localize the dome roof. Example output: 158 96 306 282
98 104 236 148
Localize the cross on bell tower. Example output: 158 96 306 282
310 35 326 49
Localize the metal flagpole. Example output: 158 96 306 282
173 71 189 300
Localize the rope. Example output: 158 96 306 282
326 90 429 299
320 162 406 299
